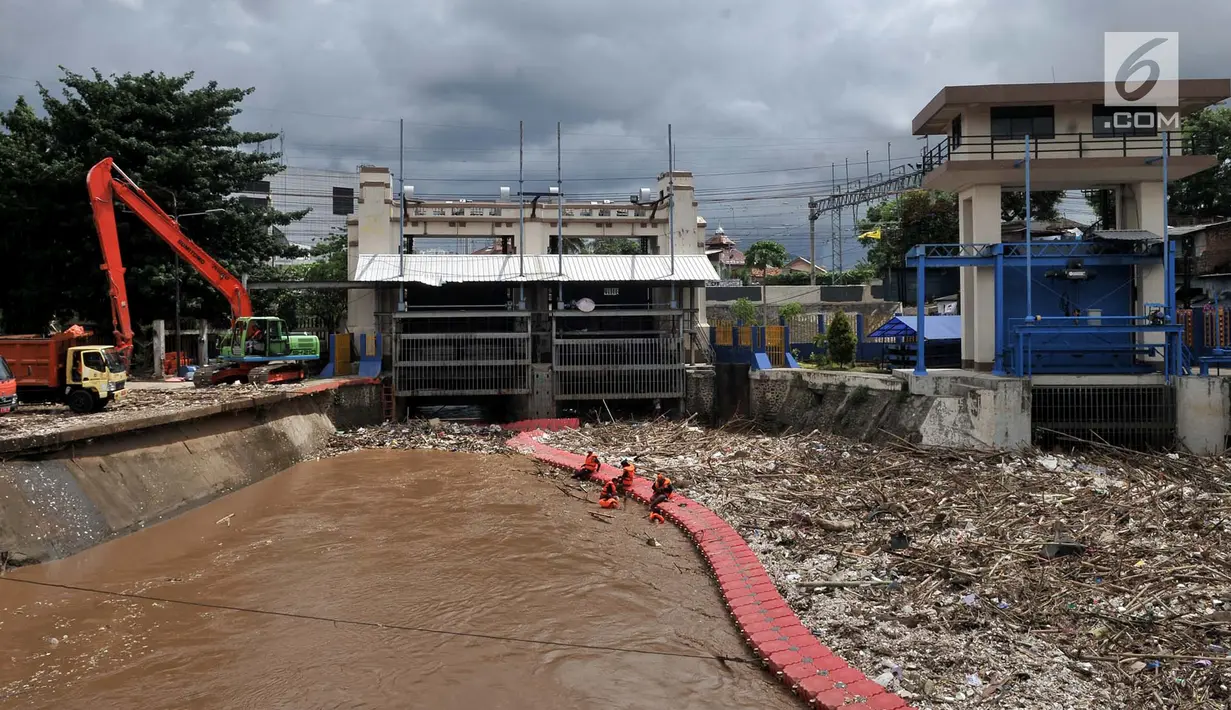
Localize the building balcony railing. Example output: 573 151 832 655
920 131 1194 173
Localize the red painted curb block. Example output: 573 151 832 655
503 418 580 432
297 376 381 395
505 431 916 710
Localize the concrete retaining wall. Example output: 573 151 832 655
0 378 383 565
749 369 1031 450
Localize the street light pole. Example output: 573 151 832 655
173 207 225 376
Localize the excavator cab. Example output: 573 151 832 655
218 317 318 361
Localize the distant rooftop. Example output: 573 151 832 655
912 79 1231 134
354 254 719 286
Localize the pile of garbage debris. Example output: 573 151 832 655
542 421 1231 710
0 382 284 442
323 418 513 457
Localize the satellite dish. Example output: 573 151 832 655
576 298 595 313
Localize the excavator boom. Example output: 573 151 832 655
86 157 253 360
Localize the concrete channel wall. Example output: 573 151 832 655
747 369 1032 450
0 379 383 565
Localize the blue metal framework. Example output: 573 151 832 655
905 133 1180 379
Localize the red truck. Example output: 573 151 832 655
0 332 128 414
0 355 15 414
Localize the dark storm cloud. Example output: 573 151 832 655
1 0 1229 259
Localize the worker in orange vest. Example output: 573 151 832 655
573 451 600 480
598 478 621 509
649 472 674 510
617 459 637 496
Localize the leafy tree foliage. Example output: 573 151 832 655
730 297 757 324
252 230 348 331
1000 190 1064 221
744 240 788 324
825 311 857 366
0 68 303 334
777 302 804 320
591 238 642 255
858 190 959 276
1171 106 1231 220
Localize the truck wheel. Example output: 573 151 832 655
66 389 96 414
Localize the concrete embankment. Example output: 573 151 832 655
748 368 1031 450
0 378 382 565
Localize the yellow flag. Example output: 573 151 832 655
858 228 882 240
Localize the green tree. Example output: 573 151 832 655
592 238 642 255
820 260 877 286
1171 105 1231 219
744 240 788 324
252 230 348 330
0 68 304 335
730 297 757 325
825 311 857 366
858 190 959 276
778 302 804 320
1000 190 1065 221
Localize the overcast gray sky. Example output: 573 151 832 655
2 0 1229 265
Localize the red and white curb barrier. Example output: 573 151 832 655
507 429 916 710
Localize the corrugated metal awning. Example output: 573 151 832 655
1088 229 1162 243
353 254 720 286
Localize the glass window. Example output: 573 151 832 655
990 106 1055 140
951 115 962 149
0 357 11 380
82 351 105 372
332 187 355 216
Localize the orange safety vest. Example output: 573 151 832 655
583 453 600 472
652 476 672 495
619 465 636 492
600 480 619 499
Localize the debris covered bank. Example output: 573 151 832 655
533 422 1231 710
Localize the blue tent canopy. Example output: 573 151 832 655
866 315 961 341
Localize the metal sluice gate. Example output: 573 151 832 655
1031 384 1176 451
393 311 531 396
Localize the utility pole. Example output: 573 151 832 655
807 198 818 286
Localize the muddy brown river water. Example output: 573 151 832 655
0 449 799 709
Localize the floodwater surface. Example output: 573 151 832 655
0 449 798 709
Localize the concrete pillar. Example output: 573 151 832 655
152 319 166 376
197 320 210 365
1121 182 1168 357
958 184 1001 369
347 167 395 333
1176 376 1230 455
655 171 700 256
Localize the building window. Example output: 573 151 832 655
242 180 270 194
990 105 1055 140
239 195 269 211
1092 104 1158 138
332 186 355 216
951 114 962 149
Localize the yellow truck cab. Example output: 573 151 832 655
67 345 128 412
0 333 128 414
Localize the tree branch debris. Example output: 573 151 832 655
539 421 1231 710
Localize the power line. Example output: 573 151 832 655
0 576 755 666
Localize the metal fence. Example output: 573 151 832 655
1032 385 1176 451
393 311 531 396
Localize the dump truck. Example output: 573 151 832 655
0 355 15 414
0 332 128 413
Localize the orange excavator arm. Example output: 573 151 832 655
86 157 253 360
